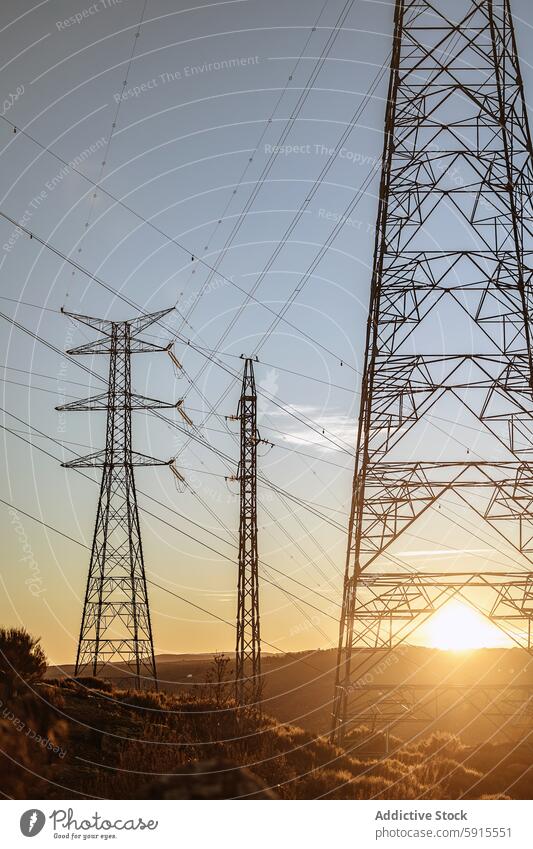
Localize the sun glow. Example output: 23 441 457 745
424 601 510 650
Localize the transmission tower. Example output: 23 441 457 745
58 307 178 689
332 0 533 743
233 357 262 705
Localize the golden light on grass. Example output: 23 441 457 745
424 600 511 650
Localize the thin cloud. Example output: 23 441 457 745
397 548 492 557
264 406 356 453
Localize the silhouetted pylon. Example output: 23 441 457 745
58 307 179 689
232 357 262 706
332 0 533 744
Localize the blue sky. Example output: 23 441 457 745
1 0 533 664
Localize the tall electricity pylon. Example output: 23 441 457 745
58 307 178 689
332 0 533 743
233 357 262 705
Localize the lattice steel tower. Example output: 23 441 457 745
234 357 262 705
58 308 178 689
332 0 533 742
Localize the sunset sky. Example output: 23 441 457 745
1 0 533 665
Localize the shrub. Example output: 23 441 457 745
35 683 66 709
116 690 170 711
73 676 114 693
0 627 47 698
416 731 466 759
0 686 68 797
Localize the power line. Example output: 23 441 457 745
69 0 149 303
0 217 355 457
0 490 329 663
172 0 361 340
0 304 353 612
0 364 354 472
171 0 333 321
173 49 390 457
1 495 87 548
0 74 365 380
0 406 341 613
0 293 438 587
0 14 393 597
0 308 348 530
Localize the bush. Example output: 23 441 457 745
73 676 114 693
116 690 169 710
36 683 66 709
415 731 466 759
0 692 68 797
0 628 47 698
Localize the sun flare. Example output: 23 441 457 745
424 601 510 650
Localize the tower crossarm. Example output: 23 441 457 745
57 392 183 412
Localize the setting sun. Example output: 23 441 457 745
424 601 511 650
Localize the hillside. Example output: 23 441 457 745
3 675 531 800
48 645 533 737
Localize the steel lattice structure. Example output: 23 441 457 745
332 0 533 742
234 357 262 705
58 308 178 689
345 682 533 753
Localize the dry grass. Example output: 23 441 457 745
0 689 68 797
1 681 530 800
